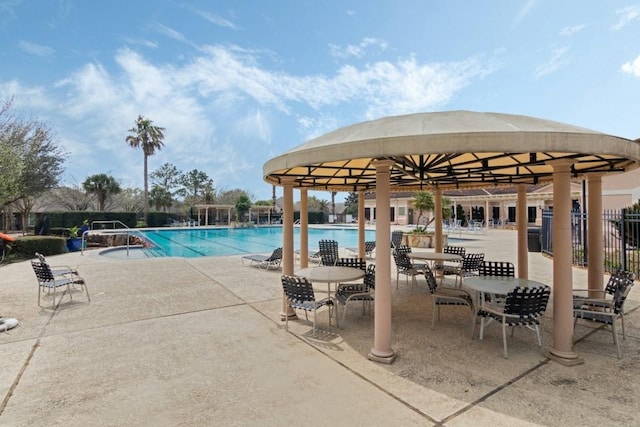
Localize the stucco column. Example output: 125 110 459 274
434 188 443 253
358 191 366 259
547 161 583 365
299 189 309 268
280 178 297 320
368 160 396 364
517 184 528 279
587 175 604 297
484 199 490 229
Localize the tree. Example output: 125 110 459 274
46 184 93 211
217 188 251 205
330 191 337 216
178 169 213 203
125 115 165 223
0 98 65 211
235 194 252 222
413 191 434 229
83 173 122 211
150 162 181 194
344 192 359 216
149 184 174 212
113 188 144 214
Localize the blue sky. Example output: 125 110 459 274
1 1 640 203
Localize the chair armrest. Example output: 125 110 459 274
572 289 606 296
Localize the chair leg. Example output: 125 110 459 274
285 310 289 331
612 320 621 359
502 321 509 358
621 313 626 339
431 301 437 329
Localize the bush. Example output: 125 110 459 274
9 236 66 258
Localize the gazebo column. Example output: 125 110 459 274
358 191 366 259
547 161 583 365
368 160 396 364
280 178 297 320
434 189 443 253
299 189 309 268
587 175 604 297
517 184 528 279
484 199 490 229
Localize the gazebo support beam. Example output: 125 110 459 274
299 189 309 269
517 184 528 279
368 160 396 364
546 161 584 365
280 178 297 321
587 175 604 297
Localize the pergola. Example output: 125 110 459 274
263 110 640 366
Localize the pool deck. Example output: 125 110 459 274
0 228 638 426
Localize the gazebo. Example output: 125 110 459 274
263 110 640 366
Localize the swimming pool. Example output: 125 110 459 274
131 226 378 258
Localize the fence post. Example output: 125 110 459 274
621 208 627 271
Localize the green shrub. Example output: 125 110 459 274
9 236 66 257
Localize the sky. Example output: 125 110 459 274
1 0 640 203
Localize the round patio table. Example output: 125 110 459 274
295 266 365 298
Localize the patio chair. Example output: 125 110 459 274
478 260 515 306
31 258 90 308
391 230 404 249
335 257 367 271
281 275 336 334
433 246 466 281
479 261 515 278
35 252 79 277
336 264 375 323
392 246 427 288
424 264 474 329
441 253 485 287
474 286 550 358
346 241 376 258
318 239 339 266
241 247 283 270
573 270 635 358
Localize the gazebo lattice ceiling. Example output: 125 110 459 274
263 111 640 191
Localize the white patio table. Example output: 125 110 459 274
295 266 365 298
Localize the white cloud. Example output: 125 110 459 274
612 5 640 31
18 40 55 56
155 23 186 42
4 43 493 189
560 24 588 36
513 0 537 26
622 54 640 77
123 37 158 49
0 79 55 109
330 38 388 59
196 10 238 30
534 46 569 79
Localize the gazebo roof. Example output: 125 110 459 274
263 111 640 191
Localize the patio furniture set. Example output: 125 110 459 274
279 241 635 359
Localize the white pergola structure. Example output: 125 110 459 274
263 110 640 366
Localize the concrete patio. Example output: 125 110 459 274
0 229 638 426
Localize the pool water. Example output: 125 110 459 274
135 226 377 258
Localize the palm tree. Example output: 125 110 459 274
125 115 165 223
413 191 434 230
82 173 122 211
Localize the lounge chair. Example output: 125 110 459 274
241 247 283 270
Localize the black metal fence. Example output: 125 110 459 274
541 208 640 277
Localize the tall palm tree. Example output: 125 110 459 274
125 115 165 223
82 173 122 211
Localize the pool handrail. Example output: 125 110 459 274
81 220 134 256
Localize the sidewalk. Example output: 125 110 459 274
0 229 638 426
